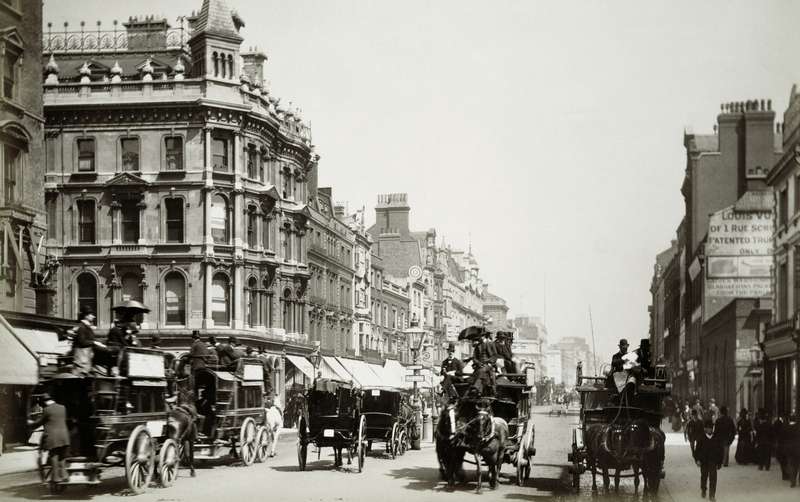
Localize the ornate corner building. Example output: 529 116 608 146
40 0 317 356
0 0 49 312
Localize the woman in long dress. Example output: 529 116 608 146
735 408 755 464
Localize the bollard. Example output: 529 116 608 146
422 411 432 443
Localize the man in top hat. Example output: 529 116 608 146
494 331 516 374
28 393 70 483
462 326 497 397
189 331 211 373
440 342 464 402
611 338 629 373
71 305 104 375
216 336 240 369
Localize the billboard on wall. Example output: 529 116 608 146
704 203 773 320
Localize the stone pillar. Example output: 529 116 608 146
233 189 243 250
203 262 213 328
233 264 243 329
137 199 147 245
110 200 121 244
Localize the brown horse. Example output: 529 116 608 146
460 402 508 492
167 391 198 477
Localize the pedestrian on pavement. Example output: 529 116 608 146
27 393 70 483
782 413 800 487
715 406 736 467
735 408 755 465
708 398 720 423
753 409 773 471
694 419 724 501
686 408 703 455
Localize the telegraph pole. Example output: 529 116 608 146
589 305 598 376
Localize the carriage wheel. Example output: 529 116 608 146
238 417 257 466
125 425 155 494
516 449 526 486
297 417 308 471
398 430 407 456
158 438 179 488
356 415 366 473
254 426 270 463
390 423 399 459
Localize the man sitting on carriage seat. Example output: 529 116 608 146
606 338 649 403
460 326 498 398
440 342 464 402
494 331 517 375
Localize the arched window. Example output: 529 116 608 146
227 54 233 79
164 272 186 325
76 273 97 322
211 273 230 325
213 51 219 77
210 195 229 244
282 287 292 332
247 277 258 327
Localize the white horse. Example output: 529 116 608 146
265 404 284 457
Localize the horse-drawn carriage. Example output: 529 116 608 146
177 357 270 466
436 365 536 491
361 386 413 458
297 378 366 472
567 364 670 493
31 347 179 494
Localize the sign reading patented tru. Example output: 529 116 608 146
704 203 773 320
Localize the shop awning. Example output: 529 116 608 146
320 356 349 381
0 314 39 385
336 357 383 388
366 362 394 387
285 354 315 380
383 359 410 389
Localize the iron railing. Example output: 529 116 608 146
43 21 188 54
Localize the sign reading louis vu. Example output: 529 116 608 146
705 206 773 300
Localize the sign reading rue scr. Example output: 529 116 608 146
704 205 773 315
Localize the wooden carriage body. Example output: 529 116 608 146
297 378 367 472
32 347 172 493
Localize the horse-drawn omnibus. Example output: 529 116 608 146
31 347 178 494
297 378 366 472
177 357 270 465
438 364 536 491
567 363 670 493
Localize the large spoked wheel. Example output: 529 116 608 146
158 438 179 488
390 423 398 459
356 415 366 473
297 416 308 471
125 425 156 494
254 426 270 463
398 430 407 456
238 417 257 466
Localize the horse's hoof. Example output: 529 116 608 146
190 471 196 478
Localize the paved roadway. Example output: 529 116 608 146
0 406 792 502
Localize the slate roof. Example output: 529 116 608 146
191 0 243 41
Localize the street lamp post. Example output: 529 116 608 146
404 321 427 449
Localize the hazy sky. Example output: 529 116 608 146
44 0 800 356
